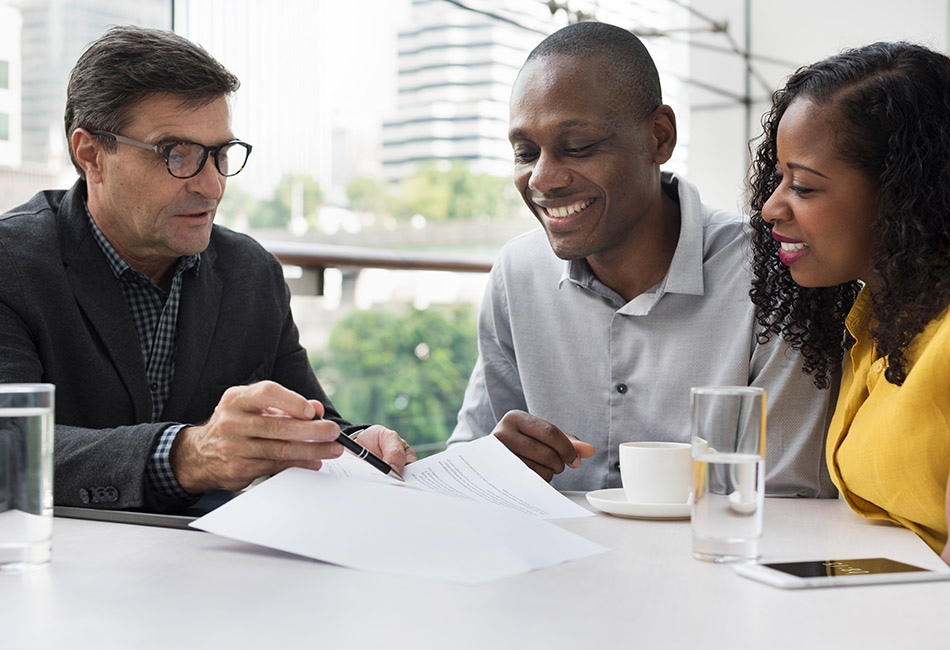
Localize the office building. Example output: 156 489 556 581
381 0 547 181
0 2 22 170
0 0 169 208
177 0 406 202
381 0 689 182
18 0 170 170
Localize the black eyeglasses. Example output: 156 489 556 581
91 131 252 179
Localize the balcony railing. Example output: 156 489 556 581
263 240 493 295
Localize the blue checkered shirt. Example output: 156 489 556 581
87 209 199 502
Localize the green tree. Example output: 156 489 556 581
400 161 454 220
215 182 260 229
399 160 522 220
346 175 395 215
249 173 324 229
312 305 478 453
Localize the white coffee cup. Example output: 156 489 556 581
619 441 692 505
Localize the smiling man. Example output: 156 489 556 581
0 26 414 512
449 21 837 497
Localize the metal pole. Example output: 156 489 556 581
743 0 752 176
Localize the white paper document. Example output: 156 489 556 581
321 434 594 519
192 436 605 583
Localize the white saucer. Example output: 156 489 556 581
585 488 691 520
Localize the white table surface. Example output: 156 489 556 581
2 495 948 650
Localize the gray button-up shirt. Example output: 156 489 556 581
450 173 837 497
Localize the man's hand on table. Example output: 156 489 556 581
491 409 595 482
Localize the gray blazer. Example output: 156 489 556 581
0 181 346 511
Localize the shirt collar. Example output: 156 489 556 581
661 172 704 296
85 203 201 281
845 284 875 339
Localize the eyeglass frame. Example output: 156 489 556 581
90 130 252 179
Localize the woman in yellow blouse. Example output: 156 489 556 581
747 41 950 563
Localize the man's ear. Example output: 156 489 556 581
71 128 105 183
651 105 677 165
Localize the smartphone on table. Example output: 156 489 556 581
735 557 950 589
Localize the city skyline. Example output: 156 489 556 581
0 0 694 211
3 1 946 215
178 0 410 202
0 0 171 207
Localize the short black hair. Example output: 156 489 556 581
524 21 662 120
65 25 240 177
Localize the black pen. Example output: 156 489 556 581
336 425 405 481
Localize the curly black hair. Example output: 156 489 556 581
749 41 950 388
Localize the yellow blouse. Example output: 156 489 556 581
827 288 950 555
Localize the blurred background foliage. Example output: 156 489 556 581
312 304 479 454
218 159 523 231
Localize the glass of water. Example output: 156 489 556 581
0 384 54 571
690 386 765 563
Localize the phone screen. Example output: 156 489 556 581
763 557 930 578
735 557 950 589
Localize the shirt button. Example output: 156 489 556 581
617 383 628 394
150 382 159 391
871 360 884 373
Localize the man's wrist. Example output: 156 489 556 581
146 424 193 501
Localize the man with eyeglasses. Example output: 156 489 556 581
0 25 415 512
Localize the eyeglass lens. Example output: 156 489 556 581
167 142 250 178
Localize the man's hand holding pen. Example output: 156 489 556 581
169 380 417 494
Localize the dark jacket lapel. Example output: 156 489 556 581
164 240 223 417
58 182 153 423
